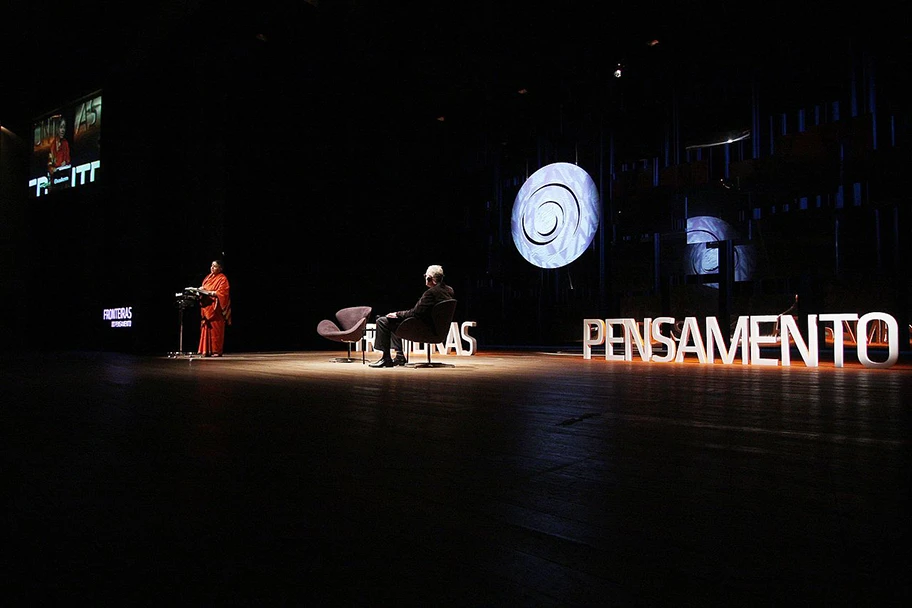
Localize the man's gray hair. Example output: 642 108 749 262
426 265 444 281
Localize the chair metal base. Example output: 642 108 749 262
404 347 454 368
329 342 366 364
331 357 362 363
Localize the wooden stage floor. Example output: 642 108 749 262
6 349 911 605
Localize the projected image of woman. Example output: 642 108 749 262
197 259 232 357
47 117 71 175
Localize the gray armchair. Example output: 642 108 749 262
394 299 458 368
317 305 372 363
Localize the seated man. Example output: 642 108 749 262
370 264 455 368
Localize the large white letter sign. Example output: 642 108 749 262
819 313 858 367
623 318 652 362
583 319 605 359
604 319 627 361
651 317 677 363
706 316 749 364
780 315 819 367
674 317 707 363
856 312 899 368
750 315 780 366
582 312 900 368
460 322 478 356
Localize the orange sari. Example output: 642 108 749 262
198 272 231 355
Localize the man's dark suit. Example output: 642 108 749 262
374 281 455 360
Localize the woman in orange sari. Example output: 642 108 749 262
198 260 231 356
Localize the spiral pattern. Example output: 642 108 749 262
511 163 600 269
685 215 756 285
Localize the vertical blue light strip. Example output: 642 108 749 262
850 55 859 118
752 83 761 159
724 144 730 179
868 53 877 150
769 116 775 155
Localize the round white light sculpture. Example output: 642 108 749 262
511 162 600 269
685 215 756 287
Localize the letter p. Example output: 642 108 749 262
583 319 605 360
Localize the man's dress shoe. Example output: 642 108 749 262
393 356 407 366
369 358 395 368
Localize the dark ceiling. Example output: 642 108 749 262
3 1 908 148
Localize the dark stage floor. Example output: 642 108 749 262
6 349 911 606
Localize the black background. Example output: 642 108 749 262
1 0 909 353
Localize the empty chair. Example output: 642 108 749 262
317 306 372 363
394 299 458 368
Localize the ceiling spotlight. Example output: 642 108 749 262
648 39 660 47
517 88 528 95
436 116 446 122
613 64 623 78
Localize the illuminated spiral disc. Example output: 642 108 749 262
511 162 600 269
685 215 756 286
